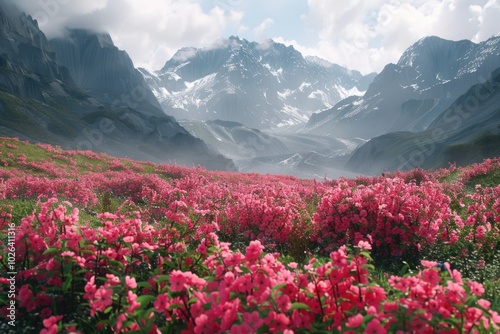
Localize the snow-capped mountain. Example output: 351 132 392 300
304 35 500 139
140 36 375 129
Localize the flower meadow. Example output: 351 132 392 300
0 136 499 333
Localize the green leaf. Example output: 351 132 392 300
257 325 270 334
43 247 60 255
363 315 376 323
108 259 124 269
359 251 373 260
62 275 73 292
289 302 311 311
230 291 242 300
442 317 461 330
271 283 287 293
154 275 170 283
136 295 156 306
362 263 375 271
75 269 89 275
239 266 251 274
400 261 412 276
104 306 113 314
169 303 183 310
137 281 152 289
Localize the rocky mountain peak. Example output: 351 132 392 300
145 36 375 129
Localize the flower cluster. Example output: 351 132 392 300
0 137 499 333
313 177 451 257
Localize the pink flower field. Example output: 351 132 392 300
0 137 499 333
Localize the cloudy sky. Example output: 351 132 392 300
15 0 500 74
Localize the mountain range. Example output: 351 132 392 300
140 37 375 129
0 0 234 171
347 67 500 174
303 35 500 139
1 0 499 178
142 33 499 177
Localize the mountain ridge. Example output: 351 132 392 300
141 36 376 129
346 67 500 174
0 2 235 171
304 34 500 140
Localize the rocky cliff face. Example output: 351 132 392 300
49 29 163 117
0 0 72 100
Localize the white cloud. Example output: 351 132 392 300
11 0 500 74
14 0 244 71
299 0 500 73
253 18 274 39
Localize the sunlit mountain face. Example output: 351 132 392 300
140 36 375 130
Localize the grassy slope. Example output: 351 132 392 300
1 136 500 311
2 135 500 218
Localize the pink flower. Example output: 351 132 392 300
106 274 120 286
194 314 217 334
420 260 438 268
467 281 485 296
330 246 348 267
90 286 113 316
126 290 140 314
115 313 127 333
346 313 363 328
61 251 75 257
477 299 490 309
123 235 134 242
245 240 264 262
265 311 290 332
170 270 187 292
84 276 96 300
242 311 263 332
365 318 386 333
276 294 292 312
154 293 170 313
125 276 137 289
421 268 440 285
18 284 34 306
40 315 63 334
357 240 372 250
446 281 466 303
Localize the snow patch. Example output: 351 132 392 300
278 89 293 100
334 85 365 99
278 153 302 167
308 90 332 108
299 82 311 92
263 63 283 77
